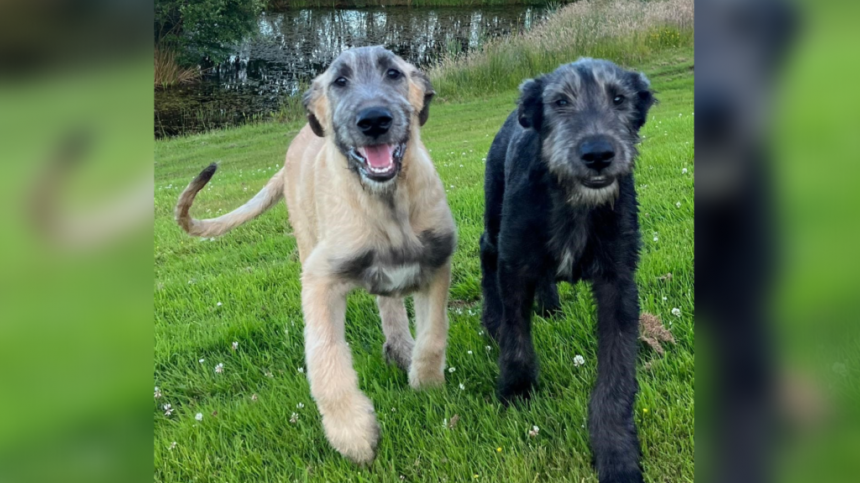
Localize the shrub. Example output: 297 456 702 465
155 0 264 66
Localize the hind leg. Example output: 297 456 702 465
536 273 561 317
480 233 503 341
378 296 413 372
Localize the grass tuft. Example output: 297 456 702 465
155 47 201 88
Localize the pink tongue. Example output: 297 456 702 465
363 145 393 169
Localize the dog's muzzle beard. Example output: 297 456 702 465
545 154 625 207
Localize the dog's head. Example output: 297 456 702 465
302 46 435 190
518 58 655 205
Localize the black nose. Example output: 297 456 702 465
579 137 615 172
356 107 393 138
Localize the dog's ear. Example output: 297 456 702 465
302 82 326 137
517 77 545 130
410 70 435 126
630 72 656 131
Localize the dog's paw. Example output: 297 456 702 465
598 469 644 483
320 394 380 465
383 338 413 372
408 354 445 390
497 358 538 404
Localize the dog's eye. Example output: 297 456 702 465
335 77 348 87
387 69 401 80
555 99 569 107
613 95 625 105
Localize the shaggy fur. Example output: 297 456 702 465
175 46 455 465
480 59 655 483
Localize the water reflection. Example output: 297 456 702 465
155 6 547 138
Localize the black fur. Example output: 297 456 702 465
195 163 218 185
480 59 654 483
332 229 455 296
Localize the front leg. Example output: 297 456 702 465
301 262 379 465
589 274 643 483
409 263 451 389
496 260 539 403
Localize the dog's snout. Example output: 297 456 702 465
356 107 393 138
578 137 615 172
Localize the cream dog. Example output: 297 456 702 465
175 46 456 464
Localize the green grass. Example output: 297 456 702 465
154 48 694 482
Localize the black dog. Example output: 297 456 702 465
480 58 655 483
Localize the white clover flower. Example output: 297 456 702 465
448 367 456 373
671 307 682 317
199 358 205 364
169 441 177 450
289 413 298 424
485 346 491 351
682 168 688 174
195 413 203 421
296 402 305 409
163 404 174 417
231 341 238 351
251 394 258 402
154 387 162 399
297 367 305 374
216 302 222 307
265 371 274 378
676 202 682 208
459 383 465 390
467 350 473 355
662 296 668 301
573 355 585 367
215 363 224 374
528 425 540 437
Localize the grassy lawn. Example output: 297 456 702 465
154 48 694 482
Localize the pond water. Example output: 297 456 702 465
155 6 548 138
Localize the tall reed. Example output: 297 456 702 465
428 0 694 100
154 48 201 88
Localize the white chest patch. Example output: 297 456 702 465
557 249 574 278
377 263 421 292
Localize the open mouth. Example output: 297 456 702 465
581 176 615 189
349 143 406 182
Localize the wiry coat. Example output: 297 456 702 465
175 46 455 466
480 59 654 483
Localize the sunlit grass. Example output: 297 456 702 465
430 0 694 100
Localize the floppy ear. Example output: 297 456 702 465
630 72 656 131
517 77 545 129
302 82 325 137
410 70 436 126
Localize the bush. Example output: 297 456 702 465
155 0 264 66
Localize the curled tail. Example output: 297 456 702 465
175 163 284 237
